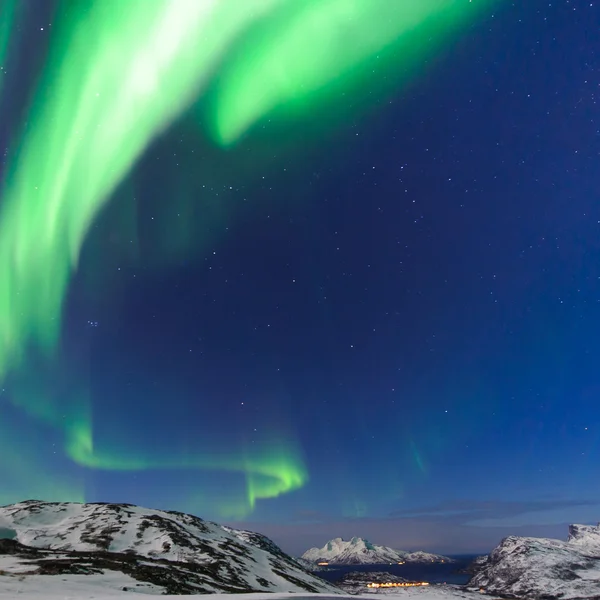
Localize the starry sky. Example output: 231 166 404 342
0 0 599 556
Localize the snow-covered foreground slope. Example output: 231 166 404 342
302 537 452 566
0 584 484 600
0 500 339 594
469 523 600 599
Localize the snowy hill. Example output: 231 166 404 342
468 523 600 599
301 537 453 565
0 500 340 595
401 551 454 564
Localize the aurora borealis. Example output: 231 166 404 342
1 0 599 555
0 0 493 517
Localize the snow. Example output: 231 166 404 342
0 567 168 597
1 502 194 557
0 500 340 594
301 538 452 566
401 552 454 564
9 501 600 599
0 585 483 600
0 503 480 599
469 524 600 599
567 523 600 553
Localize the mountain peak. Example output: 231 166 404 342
301 536 452 565
469 523 600 599
567 522 600 548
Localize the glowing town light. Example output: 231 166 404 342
367 581 430 588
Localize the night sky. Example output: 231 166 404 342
0 0 599 556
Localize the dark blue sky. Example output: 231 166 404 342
1 0 599 556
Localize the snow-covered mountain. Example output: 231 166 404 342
402 551 455 564
468 523 600 599
0 500 340 595
302 537 404 564
301 537 453 565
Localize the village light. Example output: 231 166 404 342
366 582 430 588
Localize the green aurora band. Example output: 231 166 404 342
0 0 496 515
0 0 18 98
66 418 307 515
211 0 491 145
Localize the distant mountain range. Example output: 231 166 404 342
0 500 339 595
301 536 454 565
468 523 600 599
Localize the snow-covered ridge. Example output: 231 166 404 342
301 537 453 565
468 522 600 599
0 500 340 595
402 551 455 564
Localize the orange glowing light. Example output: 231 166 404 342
366 581 430 588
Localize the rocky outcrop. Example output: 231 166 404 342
468 524 600 599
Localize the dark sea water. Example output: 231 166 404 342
316 556 477 586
